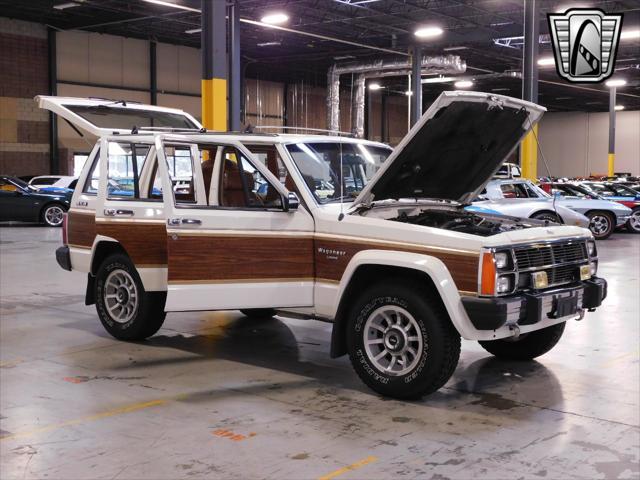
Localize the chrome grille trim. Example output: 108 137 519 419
513 240 589 289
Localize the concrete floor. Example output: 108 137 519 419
0 225 638 480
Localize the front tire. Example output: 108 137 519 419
346 280 460 399
587 211 615 239
95 254 166 340
478 322 565 360
627 208 640 234
41 203 66 227
531 211 561 223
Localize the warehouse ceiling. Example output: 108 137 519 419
2 0 639 111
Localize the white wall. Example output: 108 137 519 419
538 110 640 177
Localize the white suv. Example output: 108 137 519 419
40 93 607 399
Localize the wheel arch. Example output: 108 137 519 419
329 250 474 358
529 209 564 223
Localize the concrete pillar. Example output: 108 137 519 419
410 45 422 127
520 0 539 180
229 0 241 132
201 0 227 131
608 87 616 177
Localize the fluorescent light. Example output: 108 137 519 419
142 0 200 12
414 26 443 39
621 29 640 40
538 57 555 66
491 87 510 92
368 83 383 90
615 105 625 111
606 79 627 87
257 41 281 47
185 28 201 34
53 2 81 9
454 80 473 88
443 46 467 51
334 55 356 60
261 13 289 25
421 76 455 84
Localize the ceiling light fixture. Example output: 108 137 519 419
53 1 81 9
454 80 473 88
185 28 201 34
605 79 627 87
421 76 455 84
405 90 413 96
368 83 383 90
621 29 640 40
537 57 555 66
414 26 444 39
443 46 467 51
261 12 289 25
615 105 625 111
142 0 200 13
491 87 510 92
257 41 281 47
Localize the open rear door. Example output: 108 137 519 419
36 96 203 137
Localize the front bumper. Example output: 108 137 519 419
56 245 72 271
461 277 607 331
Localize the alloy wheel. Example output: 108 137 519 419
44 205 64 226
103 269 139 324
363 305 424 376
629 210 640 232
589 214 610 237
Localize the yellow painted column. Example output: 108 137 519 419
201 78 227 132
608 153 615 177
520 124 538 180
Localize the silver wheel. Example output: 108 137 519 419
103 269 138 324
589 214 611 237
43 205 64 226
628 210 640 232
363 305 424 377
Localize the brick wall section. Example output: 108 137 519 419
0 18 51 176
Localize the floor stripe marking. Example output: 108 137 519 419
0 399 166 441
318 455 378 480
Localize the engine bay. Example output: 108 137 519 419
390 208 537 237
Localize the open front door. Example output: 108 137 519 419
156 136 315 312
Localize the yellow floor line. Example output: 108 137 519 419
0 399 166 442
318 455 378 480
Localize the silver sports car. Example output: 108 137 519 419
482 179 632 239
472 198 590 228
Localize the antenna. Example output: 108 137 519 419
338 142 345 221
526 114 559 220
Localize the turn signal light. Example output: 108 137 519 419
480 252 496 295
531 271 548 289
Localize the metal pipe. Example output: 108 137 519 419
522 0 539 103
608 86 616 177
48 27 59 175
411 45 423 126
352 74 366 138
150 41 157 105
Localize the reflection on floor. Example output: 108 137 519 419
1 226 638 479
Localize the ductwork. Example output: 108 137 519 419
327 55 467 135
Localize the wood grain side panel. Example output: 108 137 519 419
168 235 314 282
315 238 479 292
67 211 96 248
96 222 167 266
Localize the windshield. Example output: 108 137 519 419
8 177 39 192
286 142 392 204
67 105 199 131
556 184 598 199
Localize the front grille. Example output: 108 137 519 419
514 241 589 288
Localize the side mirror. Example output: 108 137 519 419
283 192 300 212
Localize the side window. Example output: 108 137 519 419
219 148 282 209
107 142 151 200
32 177 57 186
83 149 100 195
164 145 196 204
500 184 517 198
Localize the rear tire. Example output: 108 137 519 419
240 308 276 318
627 208 640 234
41 203 66 227
478 322 565 360
586 211 615 239
346 280 460 399
95 254 166 340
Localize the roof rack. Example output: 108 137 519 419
252 126 355 137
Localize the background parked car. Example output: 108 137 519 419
29 175 78 194
472 198 590 228
0 175 71 226
541 181 640 234
483 178 631 239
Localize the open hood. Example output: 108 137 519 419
35 96 203 137
352 91 545 207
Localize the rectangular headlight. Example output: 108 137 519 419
531 271 548 289
494 251 509 269
496 275 512 294
587 240 596 257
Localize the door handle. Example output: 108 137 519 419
181 218 202 225
116 209 134 216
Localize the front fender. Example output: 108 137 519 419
333 249 480 340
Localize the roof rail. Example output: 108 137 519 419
252 126 355 137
